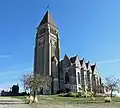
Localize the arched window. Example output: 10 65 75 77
100 77 102 85
78 72 80 84
81 68 84 87
65 72 69 84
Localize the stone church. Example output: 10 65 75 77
34 10 103 94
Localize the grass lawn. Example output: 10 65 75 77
12 95 120 108
39 95 120 104
12 95 120 104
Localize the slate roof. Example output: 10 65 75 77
86 62 89 69
85 61 90 69
62 54 97 72
70 56 77 63
39 11 57 27
64 54 69 59
80 59 84 66
91 64 96 72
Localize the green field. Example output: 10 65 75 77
11 95 120 108
13 95 120 104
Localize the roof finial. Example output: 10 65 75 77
47 4 49 11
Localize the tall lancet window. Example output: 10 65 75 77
78 72 80 84
81 68 84 87
65 72 69 84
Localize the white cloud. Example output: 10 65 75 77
97 58 120 64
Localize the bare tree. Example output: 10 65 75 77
21 73 52 101
105 76 120 98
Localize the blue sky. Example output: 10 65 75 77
0 0 120 91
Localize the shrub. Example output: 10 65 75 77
81 91 86 97
104 97 112 103
58 92 77 97
91 97 96 101
81 91 92 97
58 91 93 98
67 91 90 97
58 93 67 97
63 92 76 97
78 91 93 97
65 88 70 93
86 92 93 97
95 93 105 97
76 92 81 97
68 92 76 97
56 90 64 94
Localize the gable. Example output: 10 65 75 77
94 66 100 76
62 54 71 67
88 64 92 72
91 64 99 75
86 62 92 72
70 56 76 63
80 58 87 69
75 56 81 68
82 60 87 70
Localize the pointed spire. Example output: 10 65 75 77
39 10 57 27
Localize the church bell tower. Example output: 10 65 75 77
34 10 60 94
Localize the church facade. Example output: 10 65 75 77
34 11 103 94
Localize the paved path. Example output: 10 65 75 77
0 97 30 108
